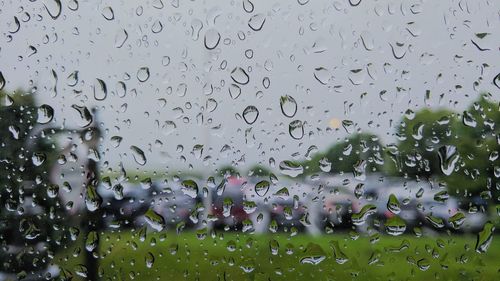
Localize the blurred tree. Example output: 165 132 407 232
447 93 500 205
217 165 240 177
390 93 500 207
247 164 272 177
386 108 458 178
0 90 65 279
303 133 386 176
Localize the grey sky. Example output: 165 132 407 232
1 0 498 174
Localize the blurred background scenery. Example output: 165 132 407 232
0 0 499 280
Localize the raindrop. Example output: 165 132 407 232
248 14 266 31
475 222 494 253
101 7 114 20
254 180 270 197
242 106 259 124
352 204 377 225
137 67 150 82
387 194 401 214
231 67 250 85
43 0 62 20
425 215 445 228
313 67 329 85
243 0 254 13
462 111 477 127
130 146 147 165
181 180 199 198
93 79 107 101
85 185 102 212
85 231 99 252
66 71 79 86
279 160 304 177
151 20 163 33
449 212 466 229
71 105 93 127
348 0 362 6
37 104 54 124
289 120 304 140
229 84 242 99
145 209 165 231
110 136 122 148
319 157 331 172
114 29 128 48
300 243 326 265
389 42 406 59
116 81 126 98
0 72 5 91
280 95 297 118
204 29 221 50
32 153 46 167
145 252 155 268
438 145 459 176
385 216 406 236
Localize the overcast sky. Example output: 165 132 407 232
1 0 498 175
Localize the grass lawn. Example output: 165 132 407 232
56 230 500 281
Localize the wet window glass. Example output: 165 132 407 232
0 0 499 280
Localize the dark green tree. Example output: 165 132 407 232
303 133 386 175
386 108 458 178
0 90 66 279
390 93 500 207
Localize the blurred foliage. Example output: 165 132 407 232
302 133 386 175
389 92 500 207
0 90 65 275
247 164 272 177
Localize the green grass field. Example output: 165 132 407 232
56 230 499 281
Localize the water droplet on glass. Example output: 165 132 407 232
314 67 330 85
300 243 325 265
93 79 107 101
243 0 254 13
229 84 242 99
151 20 163 33
130 146 147 166
66 71 79 87
101 7 114 20
71 104 93 127
462 111 477 127
204 29 221 50
289 120 304 140
181 179 199 198
114 29 128 48
387 194 401 214
145 209 166 231
32 152 46 167
43 0 62 20
385 215 406 236
352 204 377 225
242 106 259 124
438 145 459 176
254 180 270 197
279 160 304 177
475 222 494 253
37 104 54 124
85 185 102 212
280 95 297 118
231 67 250 85
248 14 266 31
0 72 5 91
137 67 150 82
449 212 466 229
